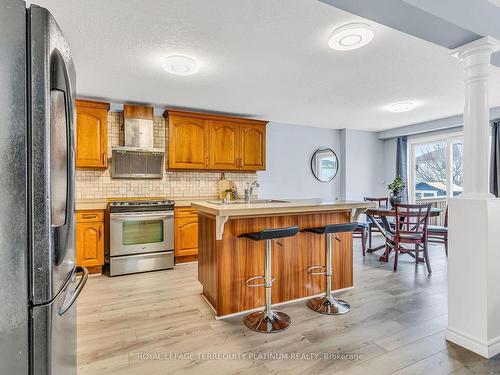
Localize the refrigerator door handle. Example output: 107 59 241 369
58 266 88 316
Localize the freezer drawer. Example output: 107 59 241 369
31 267 87 375
110 251 174 276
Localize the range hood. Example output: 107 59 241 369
124 104 154 149
111 105 164 179
111 147 164 179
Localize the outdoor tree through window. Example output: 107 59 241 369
410 135 464 202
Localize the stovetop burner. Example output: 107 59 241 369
109 200 175 213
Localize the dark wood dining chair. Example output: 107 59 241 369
353 222 368 256
364 197 389 250
392 203 432 273
428 206 448 257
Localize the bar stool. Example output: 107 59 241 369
238 226 299 333
301 222 358 315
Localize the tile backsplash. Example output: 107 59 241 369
76 112 258 200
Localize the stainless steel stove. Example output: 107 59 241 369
108 200 175 276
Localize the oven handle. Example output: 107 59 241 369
111 212 174 221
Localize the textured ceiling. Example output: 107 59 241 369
33 0 500 131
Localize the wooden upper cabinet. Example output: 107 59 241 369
164 110 267 171
76 100 109 169
209 120 239 170
167 114 209 169
123 104 153 120
240 124 266 170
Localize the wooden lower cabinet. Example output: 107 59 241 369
76 210 105 274
174 207 199 263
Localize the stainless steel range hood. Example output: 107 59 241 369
111 105 164 179
111 147 164 179
123 104 154 148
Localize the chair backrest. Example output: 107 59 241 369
394 203 432 241
364 197 389 221
444 206 449 228
364 197 389 208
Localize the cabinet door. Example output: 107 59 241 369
209 120 239 170
174 216 199 257
76 222 104 267
169 115 209 169
239 124 266 170
76 101 108 169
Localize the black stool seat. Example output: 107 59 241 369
239 226 299 241
301 222 358 235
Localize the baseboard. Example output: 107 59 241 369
446 327 500 358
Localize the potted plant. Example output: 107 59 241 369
388 175 406 207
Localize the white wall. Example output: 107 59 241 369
257 122 342 200
341 129 388 201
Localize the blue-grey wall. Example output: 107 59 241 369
257 122 342 200
341 129 388 201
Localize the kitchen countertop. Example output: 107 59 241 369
191 199 376 240
75 196 218 211
191 199 375 218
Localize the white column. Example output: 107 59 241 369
447 37 500 359
452 37 499 197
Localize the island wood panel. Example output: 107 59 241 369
198 214 217 308
198 210 352 316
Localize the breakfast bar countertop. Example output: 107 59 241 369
191 199 375 218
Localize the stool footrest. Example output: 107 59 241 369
307 265 326 276
246 275 275 287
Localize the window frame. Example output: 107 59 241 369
408 131 464 203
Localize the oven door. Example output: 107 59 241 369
110 211 174 256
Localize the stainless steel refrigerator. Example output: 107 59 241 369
0 0 87 374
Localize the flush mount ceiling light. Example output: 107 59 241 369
328 22 374 51
488 0 500 8
161 55 198 76
387 101 416 113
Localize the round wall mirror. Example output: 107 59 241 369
311 148 339 182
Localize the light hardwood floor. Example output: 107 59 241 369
77 237 500 374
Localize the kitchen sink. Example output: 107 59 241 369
208 199 290 205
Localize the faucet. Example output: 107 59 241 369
244 181 259 203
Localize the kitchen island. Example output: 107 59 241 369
191 199 375 317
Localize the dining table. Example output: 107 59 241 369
365 206 442 262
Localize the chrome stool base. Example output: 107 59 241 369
244 310 291 333
307 296 350 315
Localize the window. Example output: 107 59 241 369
408 134 464 203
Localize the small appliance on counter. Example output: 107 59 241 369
108 200 175 276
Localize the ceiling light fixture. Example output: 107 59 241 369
488 0 500 8
387 101 416 113
161 55 198 76
328 22 374 51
